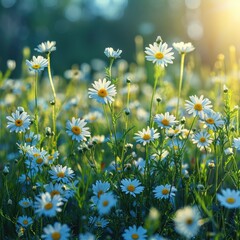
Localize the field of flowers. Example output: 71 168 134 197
0 37 240 240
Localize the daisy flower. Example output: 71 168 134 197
26 55 48 72
24 131 41 146
44 182 67 201
174 206 202 239
19 198 33 208
84 111 103 123
149 234 167 240
153 184 177 200
104 47 122 59
145 41 174 67
66 117 90 142
185 95 212 119
134 126 159 146
89 216 109 228
154 112 178 129
41 222 70 240
34 41 56 53
45 151 60 165
88 78 117 104
17 215 33 228
233 137 240 150
192 131 213 151
91 180 110 205
121 179 144 197
49 165 75 183
97 192 117 215
79 232 95 240
202 110 225 130
172 42 195 54
122 225 147 240
217 189 240 209
34 192 63 217
6 109 31 133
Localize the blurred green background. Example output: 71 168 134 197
1 0 240 76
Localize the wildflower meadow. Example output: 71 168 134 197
0 36 240 240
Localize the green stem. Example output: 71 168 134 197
149 66 161 127
34 72 39 135
47 53 57 147
176 53 186 119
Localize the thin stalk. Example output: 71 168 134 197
34 72 39 135
149 66 161 127
47 53 57 148
176 53 186 119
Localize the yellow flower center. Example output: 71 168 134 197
51 232 61 240
162 188 169 195
71 126 81 135
44 202 53 210
206 118 214 124
23 201 29 206
33 153 40 157
50 190 60 197
161 118 170 126
142 133 151 140
32 64 41 69
155 52 164 59
131 233 139 239
57 172 65 178
23 220 28 225
15 119 23 127
48 155 54 160
173 145 178 150
103 200 109 206
226 197 235 204
200 137 206 143
25 137 32 142
127 184 135 192
98 88 108 97
36 158 43 164
194 103 203 111
97 190 104 199
186 218 193 225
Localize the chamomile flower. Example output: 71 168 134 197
24 131 40 146
6 109 31 133
134 126 159 146
149 234 167 240
41 222 70 240
45 151 60 164
172 42 195 54
89 216 109 228
34 192 63 217
121 179 144 197
192 131 213 151
19 198 33 208
88 78 117 104
122 225 147 240
35 41 56 53
104 47 122 59
233 137 240 150
154 112 178 129
49 165 75 183
66 117 90 142
91 180 110 205
84 111 103 123
44 182 67 201
79 232 95 240
26 56 48 72
174 206 202 239
97 192 117 215
217 189 240 209
153 184 177 200
185 95 212 119
17 215 33 228
202 110 224 130
145 41 174 67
